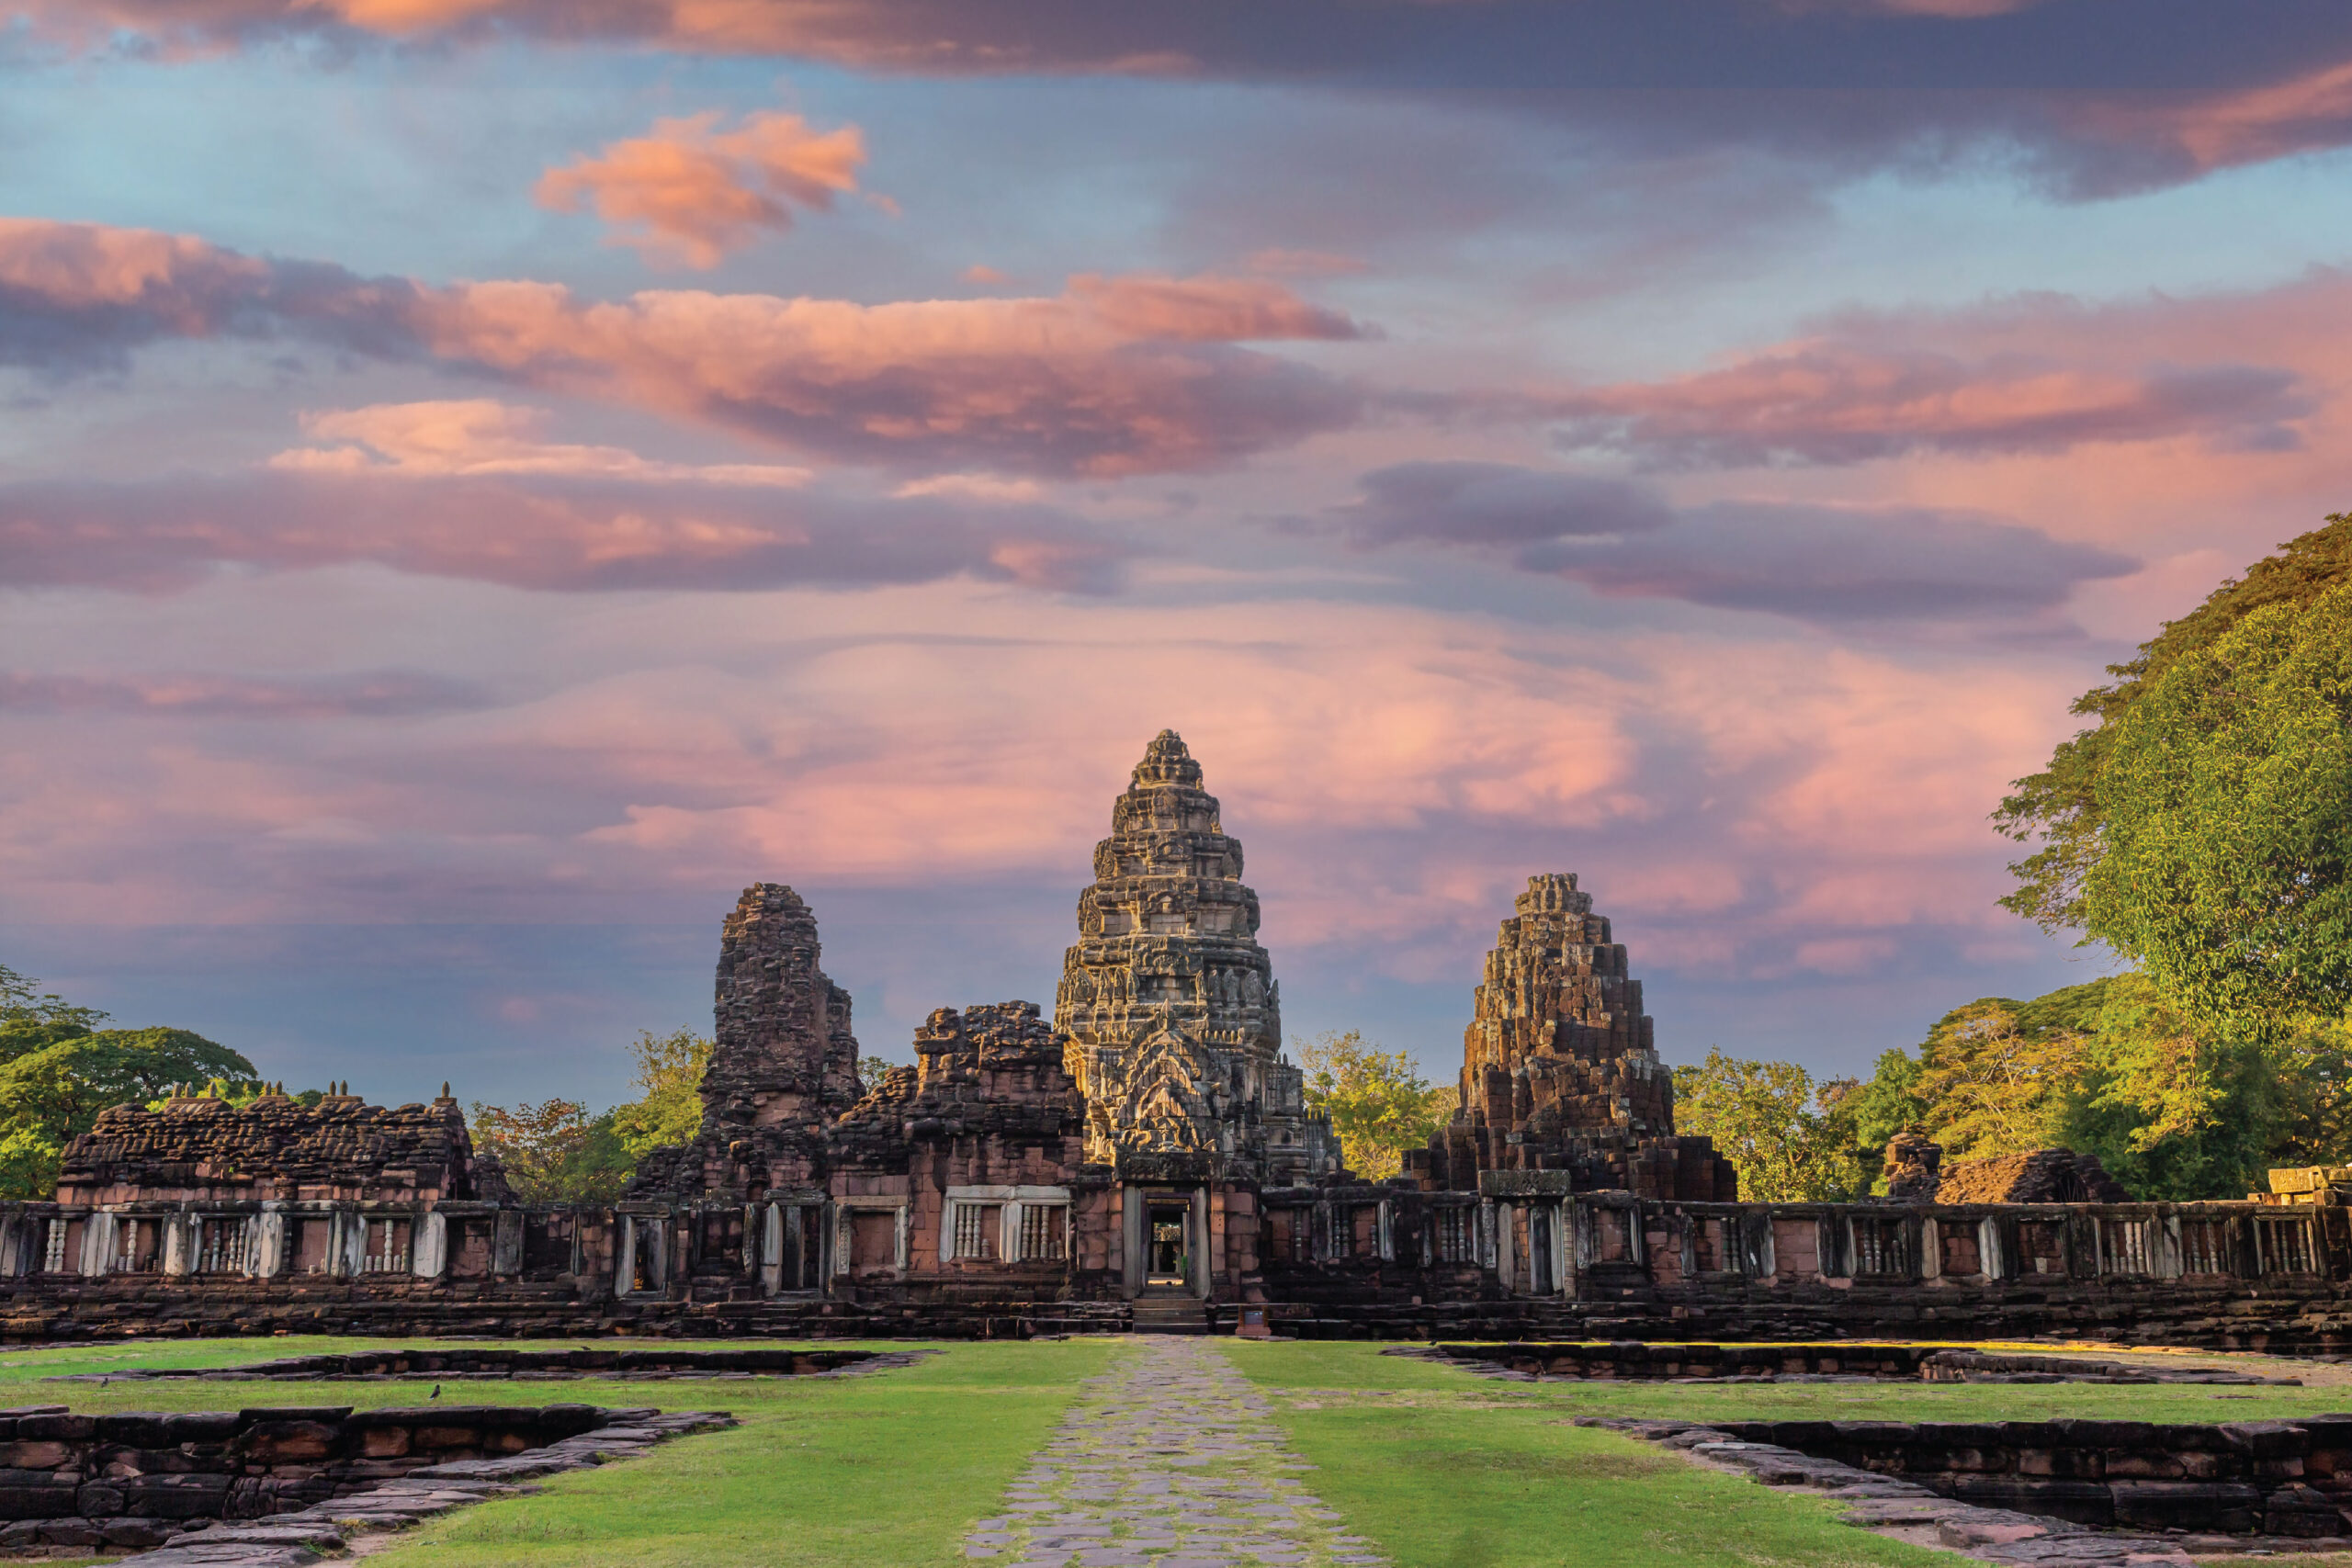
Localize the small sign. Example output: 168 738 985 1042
1236 1305 1271 1338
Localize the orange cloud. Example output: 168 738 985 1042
537 110 868 268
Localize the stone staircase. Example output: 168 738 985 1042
1130 1292 1210 1335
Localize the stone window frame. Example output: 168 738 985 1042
939 1185 1072 1266
1430 1204 1476 1266
834 1194 910 1277
2257 1213 2316 1276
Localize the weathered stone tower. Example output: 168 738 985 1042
1415 873 1737 1201
631 883 860 1199
1054 731 1338 1183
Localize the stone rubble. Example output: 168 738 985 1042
965 1338 1385 1568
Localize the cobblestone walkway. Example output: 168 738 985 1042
964 1337 1388 1568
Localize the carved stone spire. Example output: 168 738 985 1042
1055 731 1335 1182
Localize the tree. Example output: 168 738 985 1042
0 963 109 1034
2082 582 2352 1033
469 1098 630 1204
1913 1000 2087 1159
606 1027 712 1159
2050 973 2290 1201
0 1027 257 1200
1996 511 2352 937
1295 1031 1459 1179
857 1055 896 1095
1672 1049 1860 1201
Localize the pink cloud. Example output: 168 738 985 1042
2065 61 2352 179
1549 339 2308 468
270 400 810 485
0 470 1132 593
0 669 492 718
0 219 1366 474
537 110 868 268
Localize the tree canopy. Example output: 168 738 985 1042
470 1026 715 1202
1673 1048 1866 1201
1996 511 2352 949
1295 1030 1459 1179
2082 581 2352 1032
0 965 255 1200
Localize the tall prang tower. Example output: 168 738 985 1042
1054 731 1339 1183
1413 873 1737 1201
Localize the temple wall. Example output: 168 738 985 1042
7 1183 2349 1348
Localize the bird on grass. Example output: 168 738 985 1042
429 1384 441 1400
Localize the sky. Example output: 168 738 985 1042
6 0 2352 1110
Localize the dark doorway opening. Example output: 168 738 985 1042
1148 1204 1189 1286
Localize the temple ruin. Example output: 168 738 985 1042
1412 872 1736 1202
7 729 2352 1346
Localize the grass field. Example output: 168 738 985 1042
2 1336 1120 1568
4 1336 2349 1566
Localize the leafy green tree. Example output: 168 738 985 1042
606 1027 712 1159
1831 1047 1928 1190
2044 974 2287 1201
1673 1049 1861 1201
468 1097 631 1204
1295 1031 1459 1179
1996 511 2352 938
856 1055 896 1095
2083 582 2352 1033
1913 999 2086 1159
0 1027 257 1199
0 963 109 1034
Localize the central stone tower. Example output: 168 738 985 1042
1054 731 1337 1183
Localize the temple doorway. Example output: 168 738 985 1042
1147 1203 1190 1285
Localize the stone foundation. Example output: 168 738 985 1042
0 1400 633 1549
1692 1415 2352 1538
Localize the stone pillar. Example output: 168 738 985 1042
1121 1187 1145 1298
239 1214 266 1278
492 1209 525 1275
162 1214 196 1277
253 1209 289 1278
338 1211 367 1278
1190 1187 1210 1300
78 1213 116 1278
412 1211 447 1279
1977 1216 2006 1280
761 1205 785 1295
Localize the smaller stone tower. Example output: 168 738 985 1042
630 883 859 1199
1415 873 1736 1200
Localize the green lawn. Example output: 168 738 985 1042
6 1335 2350 1567
0 1336 1123 1568
1225 1339 2352 1425
1221 1341 1964 1568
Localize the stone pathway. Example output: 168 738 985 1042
964 1338 1388 1568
